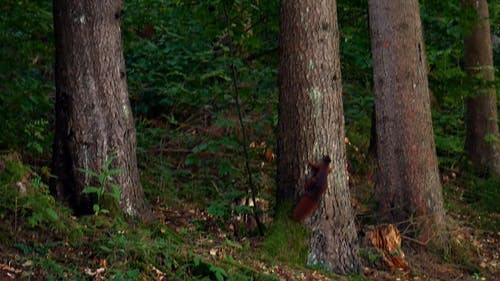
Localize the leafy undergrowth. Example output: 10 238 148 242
346 136 499 281
2 0 499 280
1 133 499 281
0 152 333 280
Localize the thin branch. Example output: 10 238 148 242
401 235 432 246
222 1 264 236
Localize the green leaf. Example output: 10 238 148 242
15 243 31 255
99 245 112 253
111 185 121 201
78 168 100 178
193 256 200 267
102 155 116 170
46 208 59 220
208 202 228 218
92 204 100 215
107 168 125 176
82 187 100 194
209 264 227 281
484 133 499 144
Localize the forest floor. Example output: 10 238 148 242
2 0 500 279
0 157 498 281
154 189 500 281
0 120 499 281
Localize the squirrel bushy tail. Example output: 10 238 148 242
292 195 318 221
292 155 332 221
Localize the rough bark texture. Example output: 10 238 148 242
52 0 151 221
368 0 446 243
277 0 360 274
463 0 500 176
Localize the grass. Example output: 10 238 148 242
263 202 309 266
2 133 499 280
1 0 499 279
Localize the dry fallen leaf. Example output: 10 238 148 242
210 248 217 256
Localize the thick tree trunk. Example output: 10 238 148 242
463 0 500 176
277 0 360 274
368 0 446 244
52 0 151 221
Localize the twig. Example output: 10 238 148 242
14 196 18 243
148 147 192 154
222 1 264 236
401 235 432 246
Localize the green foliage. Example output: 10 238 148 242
0 154 77 240
0 0 54 153
347 274 372 281
467 176 500 213
24 118 50 155
79 156 123 216
443 239 481 274
338 0 374 151
95 224 178 271
22 176 61 229
2 0 499 279
123 0 278 115
208 201 231 220
187 254 280 281
0 156 29 220
107 269 141 281
192 256 228 281
422 1 495 173
263 202 309 266
432 103 466 169
125 0 279 216
421 0 468 100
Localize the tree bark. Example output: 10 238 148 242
368 0 446 244
277 0 360 274
51 0 151 221
463 0 500 176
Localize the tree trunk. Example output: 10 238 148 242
51 0 151 221
463 0 500 176
368 0 446 244
368 104 377 158
277 0 360 274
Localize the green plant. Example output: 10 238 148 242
24 176 59 227
0 0 54 154
468 176 500 213
192 256 228 281
0 155 27 213
20 175 79 238
208 201 231 220
263 202 309 265
23 118 50 155
107 268 141 281
79 156 123 216
88 222 180 280
0 154 74 236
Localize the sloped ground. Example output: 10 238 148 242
0 147 498 280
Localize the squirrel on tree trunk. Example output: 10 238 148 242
292 155 332 221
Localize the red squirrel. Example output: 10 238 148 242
292 155 332 221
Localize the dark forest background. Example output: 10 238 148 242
0 0 498 280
